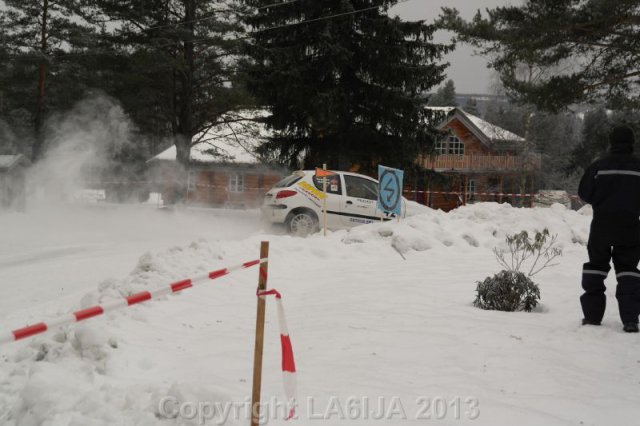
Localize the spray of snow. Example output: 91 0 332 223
0 119 19 154
26 94 134 207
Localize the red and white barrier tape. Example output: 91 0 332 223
404 190 534 198
257 289 297 421
403 189 582 200
88 181 271 192
89 181 584 201
0 258 266 346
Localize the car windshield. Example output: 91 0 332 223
273 174 303 188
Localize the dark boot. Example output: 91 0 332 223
615 272 640 325
581 267 609 323
623 322 639 333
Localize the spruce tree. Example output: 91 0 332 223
483 101 528 138
568 108 611 171
463 98 479 116
428 79 457 107
568 108 640 173
90 0 250 166
243 0 451 171
0 0 96 160
527 111 581 190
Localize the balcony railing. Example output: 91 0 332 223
421 154 541 172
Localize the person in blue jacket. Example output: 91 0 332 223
578 125 640 333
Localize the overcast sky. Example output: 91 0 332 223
390 0 522 94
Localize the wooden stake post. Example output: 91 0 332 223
322 164 328 237
251 241 269 426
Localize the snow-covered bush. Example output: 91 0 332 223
474 270 540 312
474 228 561 312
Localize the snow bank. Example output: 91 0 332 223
346 202 591 254
0 238 238 426
0 205 262 425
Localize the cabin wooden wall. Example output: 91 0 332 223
186 169 283 208
421 173 534 212
442 119 491 156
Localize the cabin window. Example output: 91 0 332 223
435 135 465 155
187 171 197 191
460 179 476 202
229 173 244 193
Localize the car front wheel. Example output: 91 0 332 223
286 211 318 237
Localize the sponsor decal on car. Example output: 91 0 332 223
349 217 375 224
296 181 325 206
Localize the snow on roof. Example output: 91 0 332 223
152 110 271 164
425 106 525 144
464 112 525 143
0 154 29 170
425 106 455 114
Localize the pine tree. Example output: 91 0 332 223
483 101 528 138
428 79 457 107
0 0 96 160
90 0 250 167
527 111 581 190
568 108 640 173
243 0 451 171
463 97 479 115
439 1 640 110
568 108 611 172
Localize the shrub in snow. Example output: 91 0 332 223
474 270 540 312
474 228 562 312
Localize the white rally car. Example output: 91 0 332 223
261 170 406 236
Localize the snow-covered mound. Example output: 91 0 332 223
0 240 240 426
347 202 590 253
2 202 638 426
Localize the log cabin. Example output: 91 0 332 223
414 107 541 211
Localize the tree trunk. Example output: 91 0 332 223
175 0 195 167
32 0 49 162
175 137 191 165
172 0 196 203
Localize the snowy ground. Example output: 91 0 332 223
0 204 261 324
1 202 639 426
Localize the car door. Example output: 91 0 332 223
309 173 344 229
340 174 380 227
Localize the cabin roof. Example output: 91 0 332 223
426 107 526 147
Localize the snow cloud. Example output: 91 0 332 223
28 93 134 206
